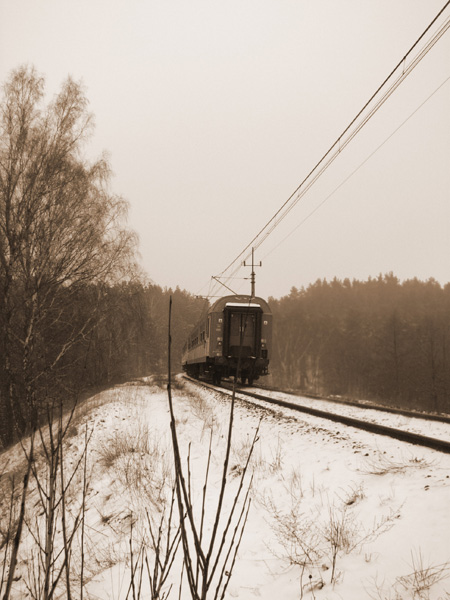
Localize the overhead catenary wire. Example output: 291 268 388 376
261 73 450 263
218 8 450 287
204 1 450 300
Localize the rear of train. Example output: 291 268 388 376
182 295 272 385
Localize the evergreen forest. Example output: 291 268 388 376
269 274 450 415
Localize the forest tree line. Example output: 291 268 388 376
0 273 203 448
0 66 204 448
269 274 450 414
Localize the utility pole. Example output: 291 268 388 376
243 247 262 298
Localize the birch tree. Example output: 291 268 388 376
0 65 137 446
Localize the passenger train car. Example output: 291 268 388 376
182 295 272 385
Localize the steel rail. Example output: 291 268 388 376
184 376 450 455
255 385 450 425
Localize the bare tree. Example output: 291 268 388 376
0 65 137 446
0 64 137 596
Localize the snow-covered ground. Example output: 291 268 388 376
2 377 450 599
242 386 450 442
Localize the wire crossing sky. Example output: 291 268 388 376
1 1 450 300
210 2 450 299
261 73 450 263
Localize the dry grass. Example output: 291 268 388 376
398 550 450 598
232 431 264 475
338 482 365 506
97 422 153 468
368 549 450 600
96 422 172 510
262 469 401 595
360 452 434 476
187 388 219 435
268 435 284 474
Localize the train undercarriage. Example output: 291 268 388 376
185 356 269 386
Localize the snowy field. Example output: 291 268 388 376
1 377 450 599
242 387 450 443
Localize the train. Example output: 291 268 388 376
182 294 272 385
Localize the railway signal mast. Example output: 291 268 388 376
243 247 262 298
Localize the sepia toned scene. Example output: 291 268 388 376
1 2 450 599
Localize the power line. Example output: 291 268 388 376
208 1 450 298
261 74 450 262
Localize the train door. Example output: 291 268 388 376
228 310 256 356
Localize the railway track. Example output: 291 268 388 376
255 385 450 425
184 376 450 455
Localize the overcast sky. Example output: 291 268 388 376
1 1 449 300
